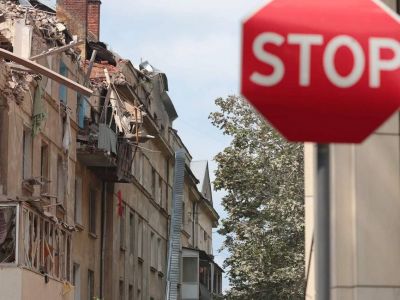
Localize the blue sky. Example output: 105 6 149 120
101 0 266 291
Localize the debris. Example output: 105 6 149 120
32 80 47 136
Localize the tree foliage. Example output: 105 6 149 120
209 96 305 299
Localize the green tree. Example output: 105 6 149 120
209 96 305 299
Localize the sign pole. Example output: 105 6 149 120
315 144 330 300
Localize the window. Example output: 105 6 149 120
204 231 208 241
129 284 133 300
76 94 86 128
89 189 96 235
137 218 143 259
158 177 163 205
182 201 185 227
150 232 156 269
73 263 81 300
88 269 94 300
151 168 156 199
183 257 198 283
129 212 134 254
59 61 68 104
157 238 162 272
40 143 49 193
74 177 82 224
134 151 144 185
22 128 32 180
120 207 126 249
119 280 124 300
199 265 209 287
57 156 65 204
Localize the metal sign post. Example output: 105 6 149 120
315 144 330 300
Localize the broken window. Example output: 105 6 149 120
22 128 32 180
59 61 68 104
0 206 16 264
76 93 86 129
20 205 71 281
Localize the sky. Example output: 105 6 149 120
101 0 266 291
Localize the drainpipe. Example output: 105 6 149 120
100 181 107 298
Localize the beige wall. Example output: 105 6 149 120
0 268 74 300
72 164 102 300
305 116 400 297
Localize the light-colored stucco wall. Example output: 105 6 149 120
305 108 400 296
0 267 74 300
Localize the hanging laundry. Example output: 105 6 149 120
98 123 117 154
77 94 87 129
32 81 47 136
62 110 72 153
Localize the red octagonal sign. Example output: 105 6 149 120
241 0 400 143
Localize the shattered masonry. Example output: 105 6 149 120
0 1 222 299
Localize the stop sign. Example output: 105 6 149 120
241 0 400 143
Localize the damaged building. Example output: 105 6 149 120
0 0 222 300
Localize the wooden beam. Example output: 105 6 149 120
0 48 92 97
85 49 97 84
29 40 84 60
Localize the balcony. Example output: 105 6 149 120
0 202 72 290
77 122 134 183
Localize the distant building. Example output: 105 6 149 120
0 0 222 299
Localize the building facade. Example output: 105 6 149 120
0 1 222 299
305 2 400 300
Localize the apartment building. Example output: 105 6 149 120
0 0 222 299
305 1 400 299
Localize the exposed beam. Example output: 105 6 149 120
85 49 97 83
0 48 92 97
29 40 84 60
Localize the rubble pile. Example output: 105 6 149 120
0 60 31 104
0 1 79 57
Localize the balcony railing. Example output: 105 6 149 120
77 122 133 183
0 203 72 282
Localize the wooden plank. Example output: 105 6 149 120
0 48 92 97
30 40 84 60
85 49 97 83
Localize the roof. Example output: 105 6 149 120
36 0 56 11
182 246 224 272
161 91 178 122
190 160 208 193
